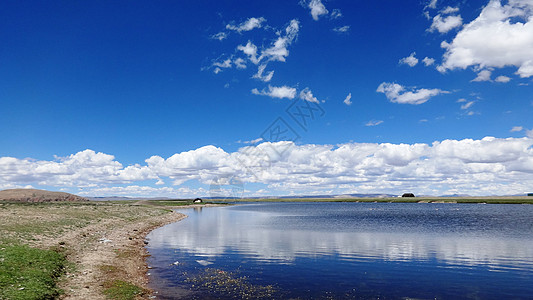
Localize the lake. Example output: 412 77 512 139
146 202 533 299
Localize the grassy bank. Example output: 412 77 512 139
0 201 185 300
0 244 67 300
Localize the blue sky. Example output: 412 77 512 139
1 0 532 197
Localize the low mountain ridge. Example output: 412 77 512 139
0 189 88 202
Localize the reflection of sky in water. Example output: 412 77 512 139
146 203 533 299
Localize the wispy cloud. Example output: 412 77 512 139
343 93 352 106
366 120 384 126
333 26 350 33
377 82 448 105
226 17 266 33
510 126 523 132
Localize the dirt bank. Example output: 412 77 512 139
0 201 187 299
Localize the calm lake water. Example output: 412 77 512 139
146 202 533 299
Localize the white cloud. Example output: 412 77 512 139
213 58 232 69
3 137 533 197
303 0 329 21
457 98 467 103
366 120 384 126
460 101 475 110
429 14 463 33
234 58 247 69
299 88 320 103
333 26 350 33
251 85 297 99
472 69 492 82
211 32 227 41
422 57 436 66
511 126 523 132
438 0 533 78
399 52 419 67
426 0 438 10
495 75 511 83
252 64 274 82
441 6 460 14
330 9 342 19
260 20 300 63
226 17 266 33
526 128 533 138
343 93 352 106
376 82 448 105
237 41 260 65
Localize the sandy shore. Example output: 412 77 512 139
0 202 194 299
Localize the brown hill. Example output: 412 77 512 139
0 189 88 202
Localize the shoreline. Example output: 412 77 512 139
0 202 191 299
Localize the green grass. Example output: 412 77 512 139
103 280 145 300
0 244 67 300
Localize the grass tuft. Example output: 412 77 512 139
0 243 66 300
103 280 145 300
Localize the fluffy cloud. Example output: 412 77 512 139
343 93 352 105
399 52 419 67
237 41 260 65
3 137 533 197
422 57 435 66
472 69 492 82
303 0 329 21
429 14 463 33
377 82 448 105
299 88 320 103
226 17 266 33
438 0 533 78
251 85 297 99
495 75 511 82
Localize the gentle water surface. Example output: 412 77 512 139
146 202 533 299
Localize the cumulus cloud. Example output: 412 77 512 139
430 14 463 33
237 41 260 65
299 88 320 103
226 17 266 33
3 137 533 197
472 69 492 82
234 58 247 69
333 26 350 33
343 93 352 105
302 0 329 21
426 0 438 10
511 126 523 132
251 85 297 99
399 52 419 67
376 82 448 105
441 6 460 14
438 0 533 78
422 57 436 66
495 75 511 83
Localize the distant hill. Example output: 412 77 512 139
0 189 88 202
